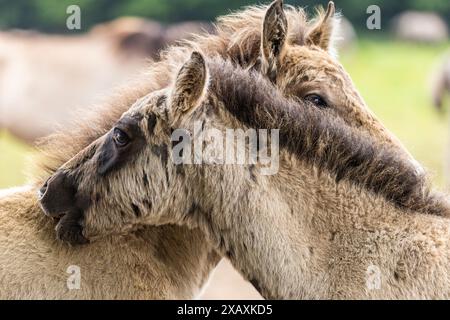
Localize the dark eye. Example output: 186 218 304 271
113 128 130 147
304 94 328 108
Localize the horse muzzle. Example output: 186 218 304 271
38 171 90 245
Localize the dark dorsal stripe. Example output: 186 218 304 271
207 58 448 216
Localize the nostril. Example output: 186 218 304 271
38 180 49 199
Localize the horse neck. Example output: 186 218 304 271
191 156 450 299
1 187 220 299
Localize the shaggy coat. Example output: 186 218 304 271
0 186 219 299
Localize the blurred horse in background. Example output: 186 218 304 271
392 11 448 44
432 54 450 110
431 53 450 187
0 17 212 143
164 21 214 45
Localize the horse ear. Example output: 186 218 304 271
171 51 208 115
261 0 288 82
306 1 336 52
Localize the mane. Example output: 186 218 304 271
187 4 309 65
34 3 311 180
207 57 450 216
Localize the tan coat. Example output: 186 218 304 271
42 52 450 299
0 186 219 299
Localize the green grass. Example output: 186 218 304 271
0 130 34 188
341 40 449 188
0 39 449 189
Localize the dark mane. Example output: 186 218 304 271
208 57 450 216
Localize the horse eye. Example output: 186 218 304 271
304 94 328 108
113 128 130 147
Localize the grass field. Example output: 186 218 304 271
341 40 449 188
1 39 449 189
0 130 35 188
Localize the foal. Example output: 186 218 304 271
41 53 450 299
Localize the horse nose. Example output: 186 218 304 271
38 171 77 218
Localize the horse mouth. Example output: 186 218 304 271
55 213 90 246
38 172 91 245
39 200 90 245
38 188 90 245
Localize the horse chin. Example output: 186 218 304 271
55 213 90 246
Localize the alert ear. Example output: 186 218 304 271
171 51 208 115
306 1 337 52
261 0 288 82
